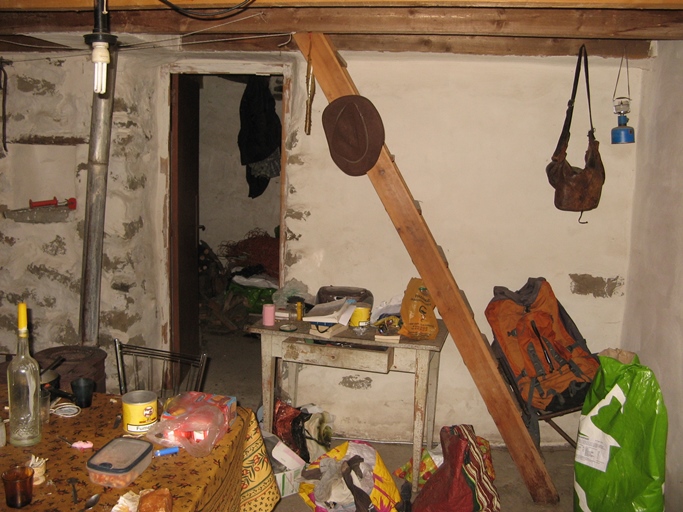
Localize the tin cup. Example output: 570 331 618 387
70 377 96 408
122 390 158 434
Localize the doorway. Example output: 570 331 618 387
169 73 284 360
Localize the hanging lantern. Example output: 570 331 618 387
612 96 635 144
611 52 635 144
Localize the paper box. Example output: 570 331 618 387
274 466 304 498
271 441 306 497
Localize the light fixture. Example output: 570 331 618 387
84 0 117 95
611 51 635 144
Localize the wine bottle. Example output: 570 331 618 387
7 302 41 446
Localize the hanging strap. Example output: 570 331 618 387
560 45 594 138
0 58 9 153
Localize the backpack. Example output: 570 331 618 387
484 277 599 412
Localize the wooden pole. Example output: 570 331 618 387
294 31 560 503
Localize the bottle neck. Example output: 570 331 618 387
16 331 29 357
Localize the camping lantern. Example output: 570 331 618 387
611 51 635 145
612 97 635 144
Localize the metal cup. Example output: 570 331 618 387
70 377 96 408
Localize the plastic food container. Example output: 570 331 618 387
87 437 153 488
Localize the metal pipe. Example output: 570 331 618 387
79 48 118 346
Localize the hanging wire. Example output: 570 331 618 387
158 0 254 19
0 11 291 64
612 48 631 103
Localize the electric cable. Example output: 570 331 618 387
157 0 254 19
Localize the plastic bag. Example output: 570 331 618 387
574 354 668 511
397 278 438 340
146 392 235 458
272 279 315 309
298 440 400 512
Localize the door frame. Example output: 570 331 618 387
167 59 292 352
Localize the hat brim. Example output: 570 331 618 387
322 95 385 177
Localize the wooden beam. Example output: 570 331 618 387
3 0 683 11
294 31 560 503
177 33 651 58
2 7 682 40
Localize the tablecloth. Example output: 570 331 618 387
0 391 280 511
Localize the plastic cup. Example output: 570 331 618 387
2 466 34 508
262 304 275 326
70 377 96 408
39 389 51 424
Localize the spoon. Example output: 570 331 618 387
67 477 78 504
79 493 100 511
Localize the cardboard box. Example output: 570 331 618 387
273 466 304 498
271 440 306 497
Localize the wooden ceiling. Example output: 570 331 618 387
2 1 683 57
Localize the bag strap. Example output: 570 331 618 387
561 44 594 137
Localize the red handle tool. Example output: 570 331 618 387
29 197 77 210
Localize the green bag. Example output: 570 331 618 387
574 354 668 511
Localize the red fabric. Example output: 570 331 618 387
412 425 500 512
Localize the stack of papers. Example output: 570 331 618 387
302 298 356 326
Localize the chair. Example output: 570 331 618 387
115 338 208 400
491 339 582 448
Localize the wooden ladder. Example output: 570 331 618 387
294 32 560 504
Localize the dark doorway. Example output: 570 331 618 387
169 73 283 358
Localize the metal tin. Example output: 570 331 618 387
121 390 158 434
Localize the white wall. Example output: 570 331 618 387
623 40 683 509
3 41 677 499
285 51 637 445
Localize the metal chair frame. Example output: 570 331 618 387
115 338 208 398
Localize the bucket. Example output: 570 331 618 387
122 390 158 434
349 303 371 328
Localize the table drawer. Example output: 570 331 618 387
282 339 394 373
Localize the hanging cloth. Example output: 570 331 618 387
237 76 282 198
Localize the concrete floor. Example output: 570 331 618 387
201 327 575 511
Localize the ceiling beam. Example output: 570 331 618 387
2 7 682 40
2 6 679 56
2 0 683 10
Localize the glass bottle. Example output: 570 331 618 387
7 302 41 446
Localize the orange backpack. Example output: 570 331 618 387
484 277 599 411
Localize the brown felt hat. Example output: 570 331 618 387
322 95 385 176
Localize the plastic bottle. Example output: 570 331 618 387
7 303 41 446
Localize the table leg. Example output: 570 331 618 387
261 334 276 433
412 350 430 495
425 351 440 449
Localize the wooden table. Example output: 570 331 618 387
0 391 279 511
248 319 448 495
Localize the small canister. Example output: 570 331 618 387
122 390 158 434
295 301 304 321
349 302 372 328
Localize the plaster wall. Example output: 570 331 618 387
287 51 638 446
198 76 281 253
623 40 683 508
0 52 168 366
0 45 650 452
